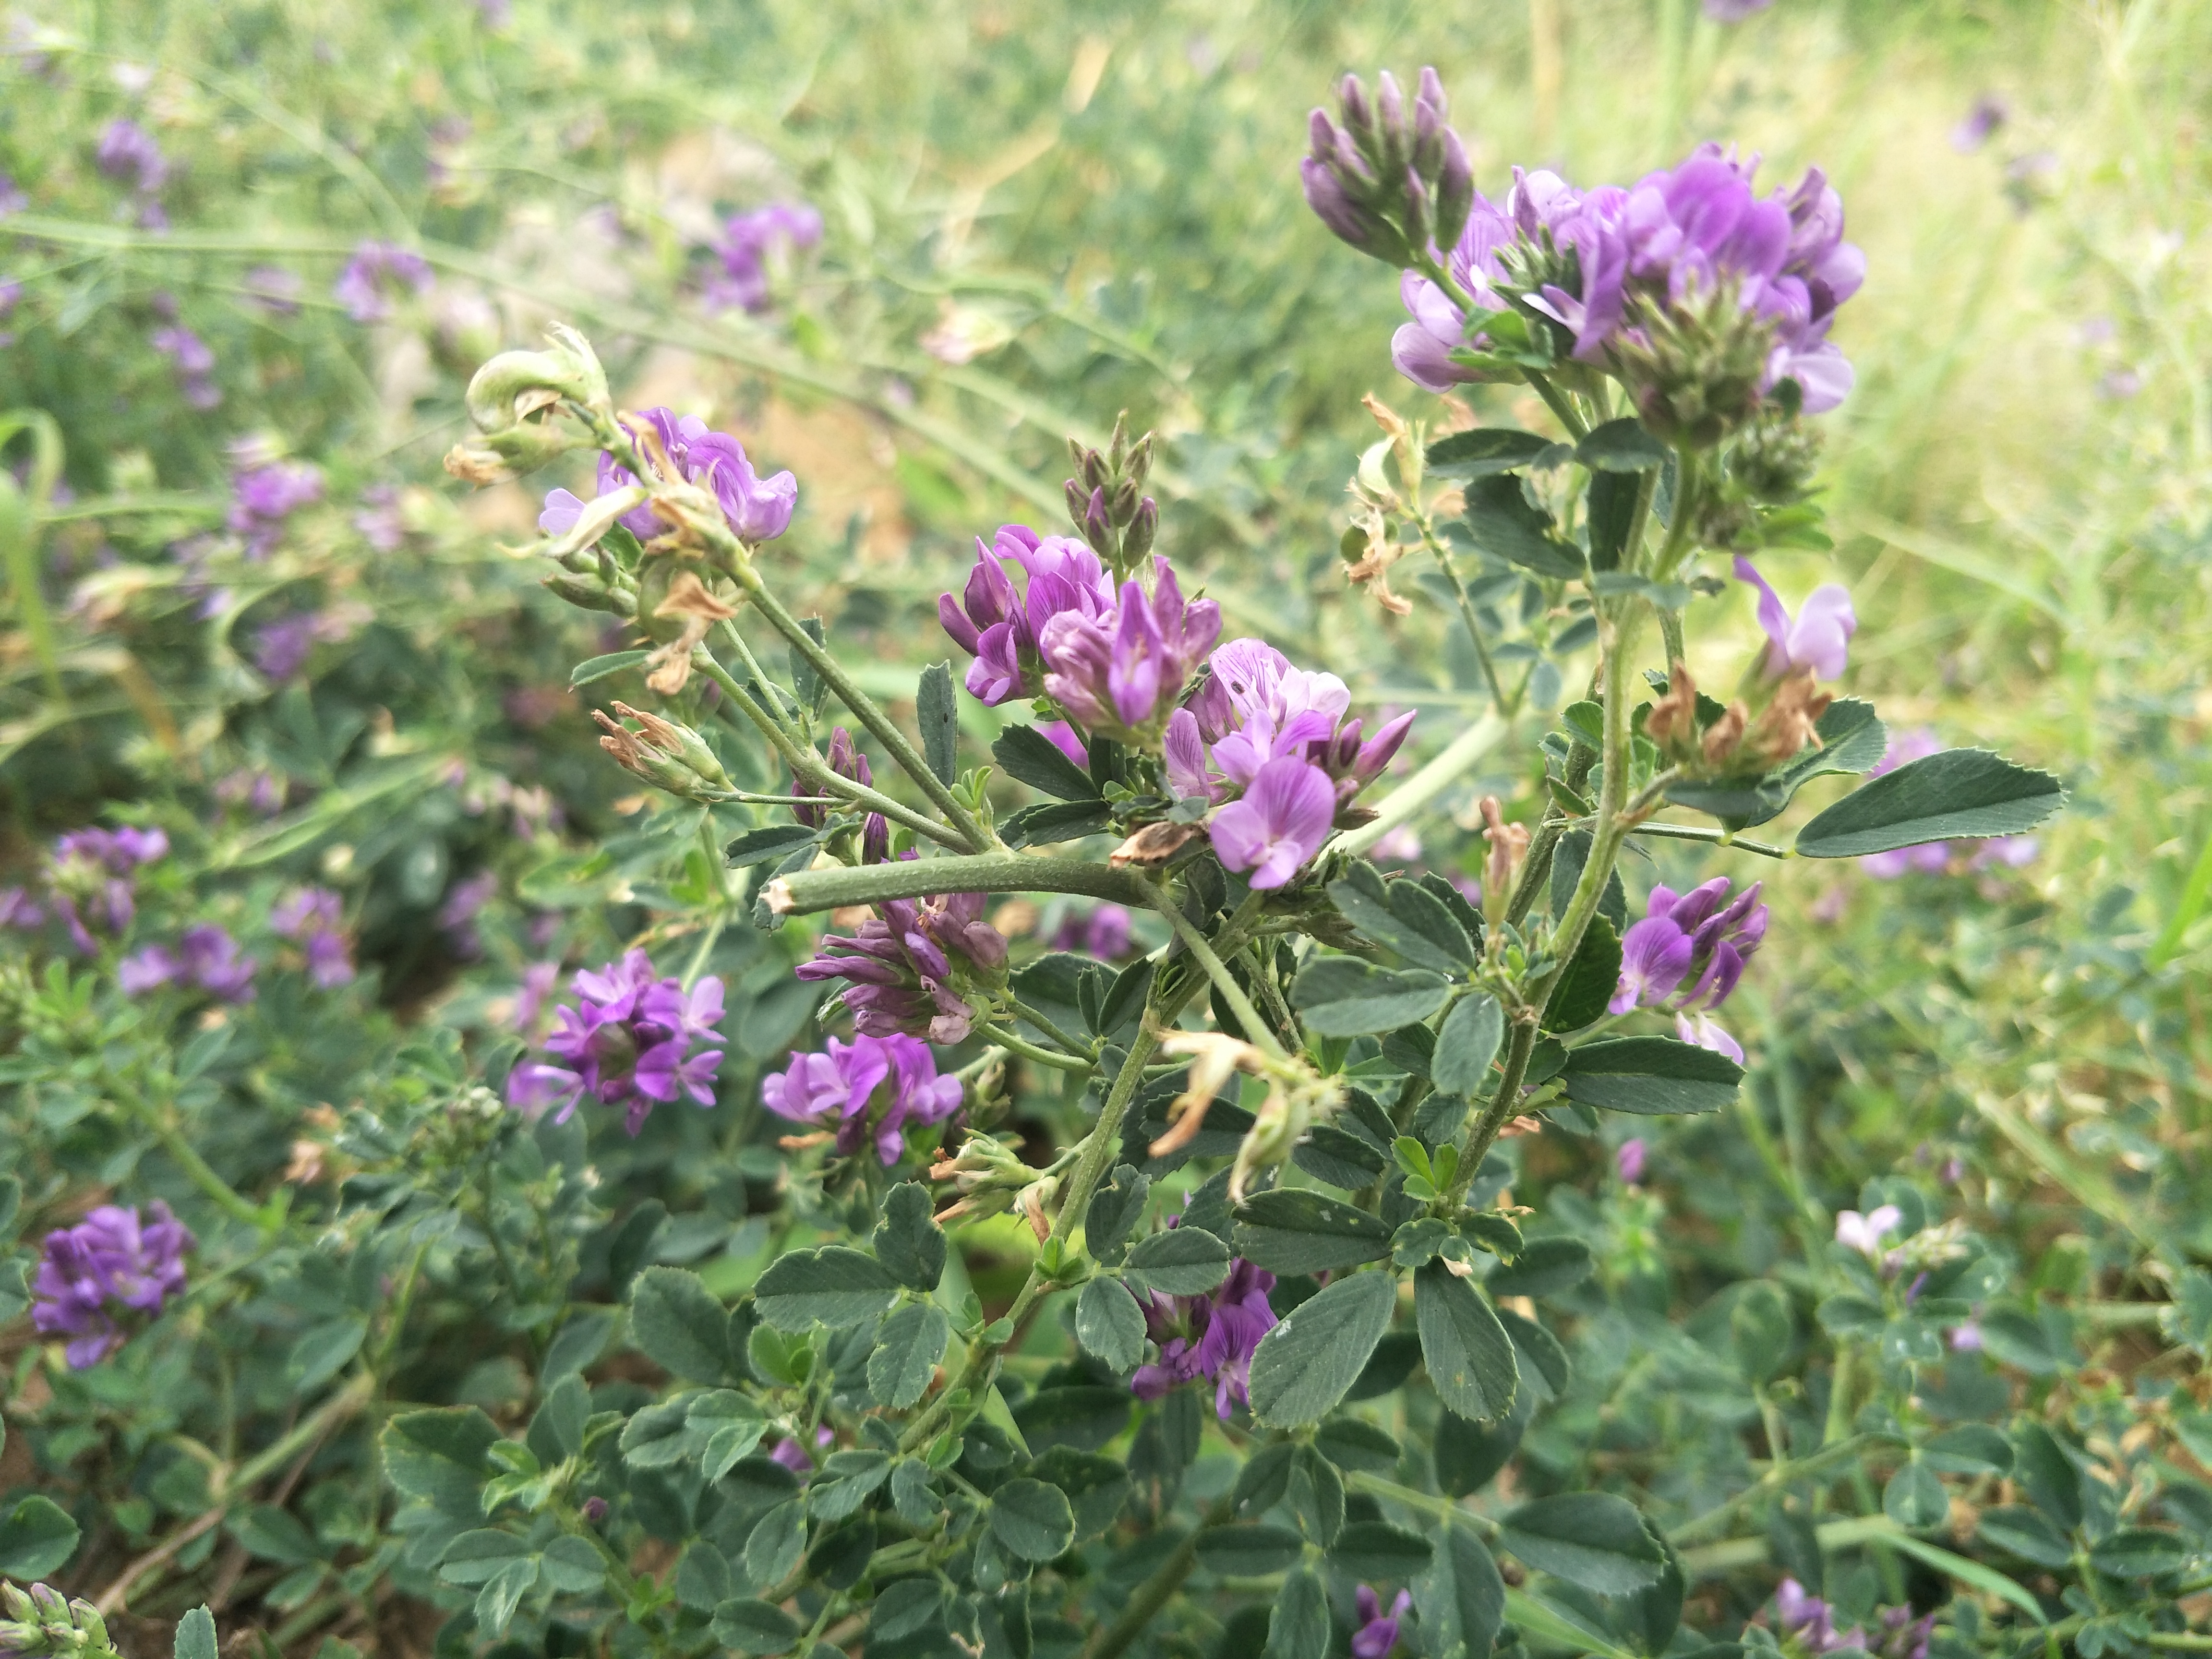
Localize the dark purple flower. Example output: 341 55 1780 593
95 120 168 193
1207 755 1337 890
1352 1587 1412 1659
242 265 303 316
1037 561 1222 742
793 726 872 829
151 326 220 409
1052 903 1132 960
33 1202 192 1369
938 526 1118 706
1952 95 2010 154
1734 557 1854 680
333 241 433 324
226 445 325 559
1130 1254 1277 1418
795 876 1008 1045
1611 877 1767 1061
707 203 823 314
506 950 726 1135
760 1032 963 1164
251 613 317 681
122 926 258 1001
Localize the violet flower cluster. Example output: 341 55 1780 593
152 325 220 410
795 878 1009 1045
26 826 168 953
1050 902 1133 960
1130 1251 1278 1419
1351 1588 1412 1659
227 442 325 560
759 1032 963 1165
708 202 822 314
32 1202 192 1370
539 405 796 545
120 925 257 1002
1857 730 2038 878
1611 876 1768 1061
95 119 168 226
334 241 434 324
938 527 1118 706
1770 1578 1933 1659
506 950 726 1135
271 887 355 987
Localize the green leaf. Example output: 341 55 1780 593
1497 1308 1570 1401
868 1304 950 1409
1427 428 1553 481
1011 1386 1132 1455
1923 1425 2013 1476
1416 1266 1519 1423
870 1578 945 1641
1291 958 1451 1038
1082 1166 1151 1264
1976 1506 2072 1570
1558 1037 1743 1115
0 1495 79 1578
989 1479 1075 1563
381 1407 498 1516
744 1499 808 1588
917 662 959 785
1075 1277 1146 1373
1263 1567 1332 1659
1542 915 1621 1034
173 1607 217 1659
1325 865 1474 974
1486 1238 1594 1299
809 1450 893 1522
1586 471 1641 572
1881 1531 2047 1624
1033 1447 1132 1539
2011 1421 2083 1529
1463 475 1584 580
713 1598 805 1655
476 1558 537 1637
569 649 651 687
1575 418 1668 471
1002 801 1113 847
1735 699 1887 827
1124 1226 1232 1297
726 824 822 870
1232 1190 1393 1275
629 1265 735 1381
541 1535 608 1595
873 1183 948 1292
1417 1523 1505 1659
438 1528 533 1585
1883 1462 1948 1528
2089 1527 2189 1579
288 1317 367 1390
992 725 1102 802
1249 1270 1397 1428
228 1504 322 1567
1196 1523 1306 1577
1794 748 2065 858
1729 1283 1795 1383
1431 994 1504 1099
1435 1407 1526 1497
1976 1308 2063 1375
754 1248 899 1332
1497 1493 1666 1594
1328 1520 1432 1581
1312 1419 1402 1475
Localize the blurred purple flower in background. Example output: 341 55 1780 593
1771 1578 1863 1656
1952 94 2010 154
272 887 354 987
151 325 221 409
120 925 257 1002
0 173 26 216
1703 0 1774 19
250 613 318 681
507 950 726 1134
1616 1137 1648 1185
95 119 168 193
334 241 433 323
227 442 325 558
49 826 167 952
242 265 303 315
33 1202 192 1369
708 202 822 313
760 1032 963 1164
1051 902 1133 960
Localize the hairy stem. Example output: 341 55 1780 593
1149 886 1287 1062
1524 371 1591 441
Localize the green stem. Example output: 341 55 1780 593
1008 998 1097 1061
1083 1496 1238 1659
1676 1514 1901 1581
767 854 1153 916
1416 517 1512 714
1525 371 1591 441
1668 1433 1890 1545
108 1064 273 1230
1346 1471 1499 1534
980 1024 1094 1074
1625 821 1792 859
1149 887 1287 1061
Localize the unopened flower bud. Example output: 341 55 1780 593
543 573 635 615
1106 410 1130 471
862 812 890 866
1413 99 1443 182
1435 129 1475 257
1308 108 1338 162
1418 66 1449 126
1125 431 1154 489
1081 484 1114 558
1338 74 1375 151
1400 164 1433 253
1374 71 1408 172
1110 476 1141 526
1124 496 1158 561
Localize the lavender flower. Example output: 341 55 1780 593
1177 638 1416 814
538 407 796 545
794 882 1009 1044
33 1202 192 1369
1611 877 1767 1061
1952 95 2010 154
1207 756 1338 890
1735 557 1855 680
353 483 406 551
505 950 726 1135
242 265 303 316
1616 1138 1647 1185
707 203 822 314
215 769 284 817
1771 1578 1864 1657
272 887 354 987
938 527 1118 706
1352 1587 1412 1659
1390 187 1525 391
0 887 44 928
1834 1205 1902 1258
1130 1253 1277 1418
1037 562 1222 743
250 613 317 681
1703 0 1774 19
49 826 168 952
1051 903 1133 960
120 925 257 1002
333 241 433 324
226 444 325 559
95 120 168 193
759 1032 963 1164
0 173 25 216
151 326 220 409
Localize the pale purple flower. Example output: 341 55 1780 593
1949 1320 1983 1352
0 887 43 928
33 1202 192 1369
1611 877 1767 1058
1859 843 1952 879
506 950 725 1135
242 265 302 315
226 447 325 559
1969 836 2038 870
794 877 1008 1045
707 203 823 314
1052 903 1133 961
1039 721 1090 769
1833 1205 1901 1258
1207 756 1336 890
514 961 561 1032
251 613 317 681
354 484 405 551
151 326 220 409
760 1032 963 1165
334 242 433 323
540 408 795 544
938 527 1118 707
1130 1253 1277 1419
0 173 25 216
272 888 353 986
1615 1138 1647 1185
1735 557 1854 679
1390 193 1521 392
1772 1579 1864 1657
96 120 168 193
2100 368 2141 400
119 925 256 1002
1038 562 1223 743
1189 637 1351 742
1703 0 1774 19
216 769 284 817
1352 1588 1412 1659
1952 95 2009 154
1178 639 1416 819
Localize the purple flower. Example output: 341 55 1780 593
707 203 823 314
1390 191 1523 392
760 1032 963 1165
0 886 44 929
243 265 303 316
793 726 876 830
1734 557 1855 680
938 527 1118 707
1040 721 1090 769
251 613 318 681
1611 877 1767 1060
1052 903 1133 960
1703 0 1774 19
33 1202 193 1369
273 888 353 986
1874 1605 1937 1659
1037 562 1222 743
48 827 167 953
794 879 1009 1044
1352 1588 1412 1659
151 326 220 409
216 769 284 817
0 173 26 216
1952 95 2010 154
539 408 796 545
1130 1254 1278 1418
1859 843 1951 879
1208 756 1337 890
227 445 325 559
1772 1579 1864 1657
1615 1138 1647 1185
121 926 258 1001
354 483 406 551
514 961 561 1032
1175 639 1416 824
333 241 433 324
506 950 726 1135
95 120 168 193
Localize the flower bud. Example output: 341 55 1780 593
1080 484 1114 558
1434 128 1475 253
1338 73 1375 152
1109 476 1141 527
1418 65 1449 126
1124 496 1158 561
1400 163 1433 253
1374 72 1408 173
1308 108 1338 162
1125 431 1154 489
1413 99 1443 183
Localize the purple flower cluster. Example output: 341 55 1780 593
1050 902 1133 960
120 925 257 1002
506 950 726 1135
31 826 168 953
152 325 219 409
759 1032 963 1164
708 203 822 314
938 527 1118 706
1857 730 2039 878
1130 1252 1277 1418
795 880 1008 1044
334 241 433 324
33 1202 193 1369
1611 876 1768 1061
227 443 325 559
272 887 354 987
95 119 169 225
1352 1588 1412 1659
243 265 304 316
1039 563 1222 744
539 405 796 545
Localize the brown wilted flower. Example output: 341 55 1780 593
1110 820 1201 868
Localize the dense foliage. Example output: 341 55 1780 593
3 5 2212 1659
